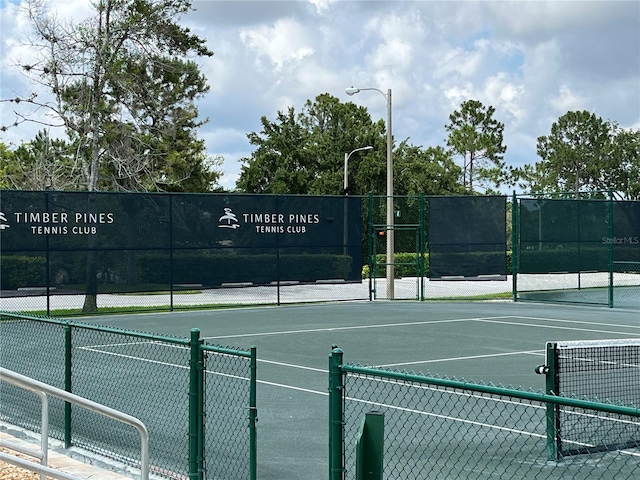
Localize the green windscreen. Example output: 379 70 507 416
427 196 507 279
0 191 363 297
519 199 609 273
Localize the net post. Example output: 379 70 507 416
545 341 559 461
355 411 384 480
329 346 345 480
188 328 205 480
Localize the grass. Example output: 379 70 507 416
29 303 271 318
428 291 513 301
24 292 514 317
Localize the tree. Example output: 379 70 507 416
0 131 84 190
2 0 217 194
2 0 216 312
515 111 639 200
238 93 470 197
604 127 640 200
236 93 387 195
394 142 464 196
0 142 14 189
445 99 508 193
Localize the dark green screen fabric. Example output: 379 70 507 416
518 199 639 274
0 191 363 293
428 196 507 278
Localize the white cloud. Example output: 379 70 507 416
435 43 486 79
1 0 638 189
549 85 589 115
240 18 315 70
482 72 526 124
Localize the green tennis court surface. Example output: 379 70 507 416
26 301 632 479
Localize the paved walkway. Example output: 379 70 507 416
0 429 134 480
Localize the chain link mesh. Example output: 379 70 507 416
0 312 255 479
202 344 253 480
69 325 191 477
341 367 640 479
516 197 640 308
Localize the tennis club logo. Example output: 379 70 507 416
219 208 240 229
0 212 9 230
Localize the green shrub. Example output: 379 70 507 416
0 255 47 289
136 252 355 286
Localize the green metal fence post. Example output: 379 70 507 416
419 194 425 301
169 193 174 311
355 411 384 480
367 194 375 300
249 345 258 480
511 191 518 302
544 341 558 461
608 189 614 308
189 328 205 480
329 346 344 480
64 324 72 448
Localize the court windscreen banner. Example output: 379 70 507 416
0 191 363 295
427 196 507 279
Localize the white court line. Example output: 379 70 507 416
257 379 328 395
476 318 639 337
346 396 545 439
377 350 544 368
515 316 640 331
79 346 250 382
261 377 640 458
202 316 513 340
77 341 640 458
258 358 327 373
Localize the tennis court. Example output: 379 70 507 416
29 300 634 479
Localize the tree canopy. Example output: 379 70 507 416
236 93 464 197
514 110 640 200
445 99 508 193
1 0 220 193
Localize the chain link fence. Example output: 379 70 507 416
514 194 640 308
0 190 365 314
366 195 508 300
329 348 640 480
0 311 256 480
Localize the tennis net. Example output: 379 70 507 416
545 339 640 457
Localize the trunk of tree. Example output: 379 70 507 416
82 193 99 313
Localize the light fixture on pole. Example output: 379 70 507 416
342 145 372 258
344 146 373 195
346 86 394 299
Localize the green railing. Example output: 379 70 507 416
329 347 640 480
0 311 257 480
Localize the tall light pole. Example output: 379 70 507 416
344 146 373 194
345 86 394 299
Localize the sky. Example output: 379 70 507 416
1 0 639 191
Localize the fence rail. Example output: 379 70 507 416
328 347 640 480
1 366 150 480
